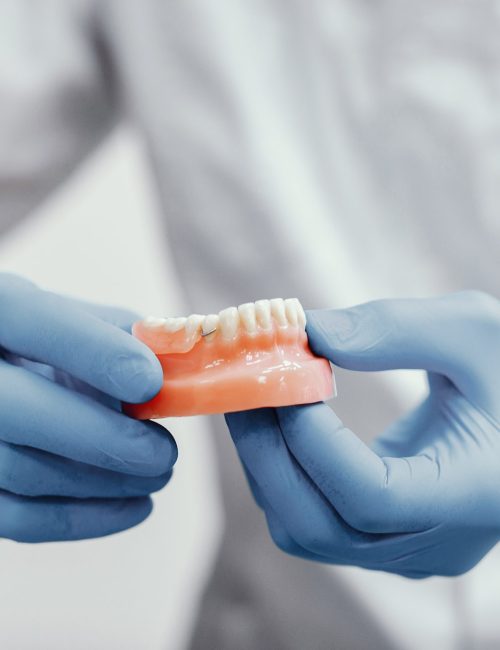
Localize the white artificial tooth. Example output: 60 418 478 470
185 313 204 336
238 303 257 334
162 318 176 332
202 313 219 336
255 300 272 330
163 317 187 332
219 306 239 339
284 298 299 326
296 300 307 329
143 316 167 328
177 316 188 328
270 298 287 326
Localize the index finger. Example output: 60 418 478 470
278 404 444 535
276 404 392 532
0 275 162 403
226 408 369 560
0 360 177 477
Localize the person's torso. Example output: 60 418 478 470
102 0 500 306
100 1 500 647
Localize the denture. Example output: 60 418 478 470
125 298 335 419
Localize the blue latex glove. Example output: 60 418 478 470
0 273 177 542
227 292 500 578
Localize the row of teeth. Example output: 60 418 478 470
144 298 306 339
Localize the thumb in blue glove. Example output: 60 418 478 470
226 291 500 578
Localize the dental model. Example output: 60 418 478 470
126 298 335 419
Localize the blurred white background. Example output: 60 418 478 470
0 127 222 650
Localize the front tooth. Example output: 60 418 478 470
143 316 167 328
202 313 219 336
270 298 287 326
238 303 257 334
255 300 272 330
284 298 299 326
186 313 204 336
296 300 306 328
219 306 239 339
284 298 307 328
163 317 187 332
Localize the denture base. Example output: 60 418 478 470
126 326 334 419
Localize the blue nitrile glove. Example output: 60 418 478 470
0 273 177 542
227 292 500 578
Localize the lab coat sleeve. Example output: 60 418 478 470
0 0 117 235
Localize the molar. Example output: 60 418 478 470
202 313 219 337
238 303 257 334
163 317 187 332
270 298 287 327
185 314 204 337
143 316 167 329
255 300 272 330
219 306 239 339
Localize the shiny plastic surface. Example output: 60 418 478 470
126 319 334 418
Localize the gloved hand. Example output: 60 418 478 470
227 291 500 578
0 273 177 542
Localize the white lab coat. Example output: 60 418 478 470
1 1 500 648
